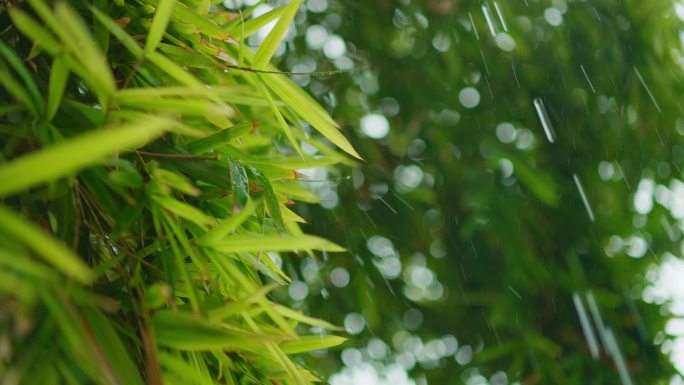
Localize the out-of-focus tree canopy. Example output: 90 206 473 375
269 0 684 384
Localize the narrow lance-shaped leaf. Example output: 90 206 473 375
0 41 44 117
47 55 69 121
253 76 302 157
262 72 362 159
228 157 249 210
152 195 215 230
279 335 347 354
152 310 272 351
83 309 146 385
0 116 173 197
227 5 286 41
90 6 144 57
187 121 255 154
51 2 116 99
92 0 110 53
206 234 345 253
252 0 303 70
0 68 38 116
248 166 286 231
8 8 61 55
273 304 343 330
0 205 94 283
201 198 259 243
145 0 176 54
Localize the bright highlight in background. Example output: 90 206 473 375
361 113 390 139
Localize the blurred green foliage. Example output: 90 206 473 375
273 0 684 384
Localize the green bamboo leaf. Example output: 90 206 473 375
116 96 234 117
187 121 255 154
262 73 362 159
159 43 216 68
207 283 277 322
248 166 286 231
0 116 173 197
254 77 302 157
157 352 217 385
227 5 286 40
152 310 271 350
91 6 144 57
46 55 69 121
201 198 258 244
250 156 341 170
51 2 116 99
165 0 231 39
154 168 199 196
83 309 146 385
92 0 110 53
252 0 302 70
115 86 272 105
0 68 38 116
272 181 319 203
206 234 345 253
273 304 343 330
281 206 306 223
8 8 61 55
142 52 201 87
229 158 249 209
145 0 175 54
279 335 346 354
152 195 215 230
0 205 94 283
0 41 43 116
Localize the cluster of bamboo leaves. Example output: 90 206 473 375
0 0 358 383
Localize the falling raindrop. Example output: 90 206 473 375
533 97 556 143
572 292 600 359
573 174 596 222
482 3 499 37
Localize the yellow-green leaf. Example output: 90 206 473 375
252 0 302 70
279 335 346 354
206 234 345 253
145 0 175 54
0 116 173 197
47 55 69 121
0 205 94 283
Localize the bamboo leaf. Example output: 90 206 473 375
8 8 61 55
0 205 94 283
187 121 255 154
248 166 286 231
51 2 116 99
152 310 271 350
152 195 215 229
0 41 43 116
228 5 286 40
262 73 362 159
91 6 144 57
279 335 346 354
273 304 343 330
83 309 146 385
0 116 173 197
252 0 302 70
201 198 259 244
0 68 38 116
206 234 345 253
228 158 249 209
47 55 69 121
254 76 302 157
145 0 175 54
